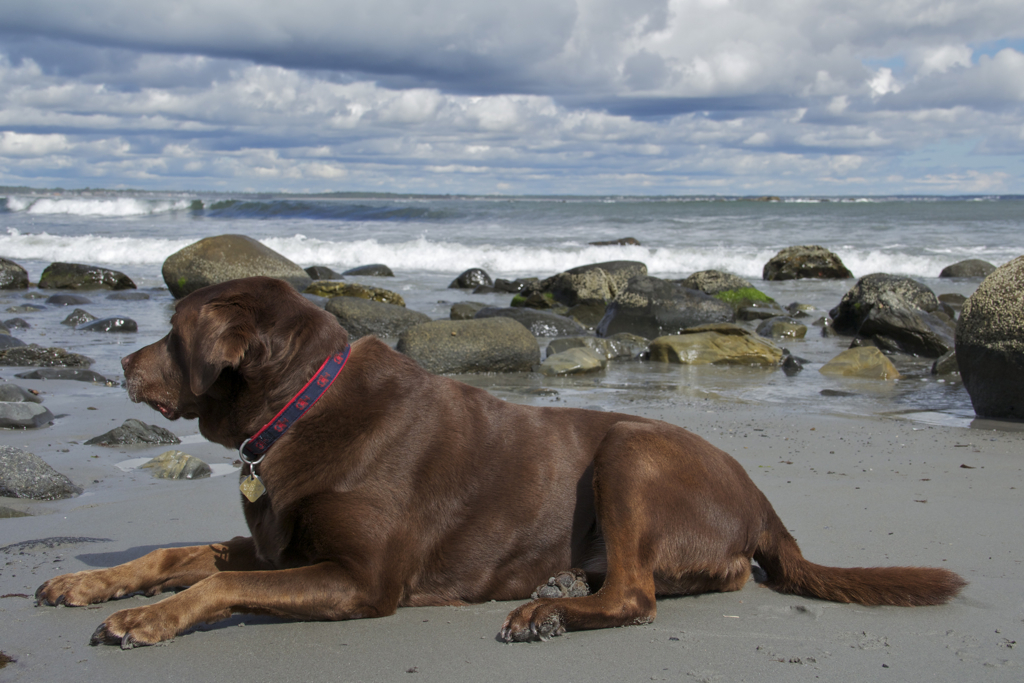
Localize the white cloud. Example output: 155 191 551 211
0 131 69 156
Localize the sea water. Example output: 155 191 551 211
2 190 1023 425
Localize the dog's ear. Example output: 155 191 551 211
187 300 258 396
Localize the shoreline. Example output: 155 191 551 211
2 376 1023 681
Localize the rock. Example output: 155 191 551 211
0 402 55 428
955 255 1024 419
596 276 735 339
14 368 110 383
0 335 26 349
1 346 93 368
450 302 488 320
305 281 405 306
829 273 939 334
474 307 587 337
45 293 92 306
0 258 29 290
932 350 959 375
343 264 395 277
140 451 212 480
648 324 783 366
106 291 151 301
60 308 95 326
3 318 30 330
493 278 537 293
786 302 816 318
565 302 609 330
782 354 804 376
939 259 996 278
84 418 181 446
737 302 787 321
589 237 641 246
77 316 138 333
605 332 650 359
756 317 808 339
678 270 752 296
6 304 45 314
325 297 429 340
162 234 312 298
305 265 343 280
0 506 30 518
857 307 954 358
397 317 539 374
521 261 648 308
537 347 608 376
763 245 853 281
38 262 137 290
0 385 42 403
0 446 81 500
546 336 638 361
449 268 493 289
819 347 900 380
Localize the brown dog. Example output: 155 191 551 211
36 276 965 647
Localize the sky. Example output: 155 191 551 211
1 0 1023 196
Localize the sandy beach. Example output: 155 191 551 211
2 368 1023 683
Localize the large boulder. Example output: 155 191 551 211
474 307 587 337
596 276 735 339
38 262 136 290
648 324 782 366
0 446 81 500
325 297 429 340
449 268 493 289
0 258 29 289
679 270 776 312
162 234 312 298
829 273 951 357
763 245 853 281
520 261 648 308
939 259 996 279
397 317 539 374
0 402 55 428
955 255 1024 418
305 281 405 306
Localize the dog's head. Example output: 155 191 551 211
122 276 347 447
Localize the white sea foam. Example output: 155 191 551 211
5 195 192 217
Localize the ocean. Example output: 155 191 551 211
3 190 1023 427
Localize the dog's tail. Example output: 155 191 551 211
752 508 966 606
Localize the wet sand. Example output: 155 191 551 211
2 372 1024 682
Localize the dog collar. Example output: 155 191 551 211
239 346 351 464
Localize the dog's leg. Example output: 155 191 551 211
88 561 394 648
36 536 268 607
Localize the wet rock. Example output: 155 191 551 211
737 302 787 321
45 293 92 306
520 261 647 308
474 307 587 337
589 237 641 246
493 277 537 293
325 296 429 340
0 385 42 403
450 301 488 320
305 265 343 280
819 347 900 380
931 350 959 375
3 318 30 330
305 281 405 306
5 304 45 314
0 506 30 518
0 335 26 349
565 301 609 330
61 308 96 326
546 336 638 361
648 324 783 366
1 346 94 368
679 271 775 311
106 291 151 301
15 368 110 383
397 317 539 374
162 234 312 298
140 451 212 480
782 354 804 376
537 347 608 376
85 418 180 446
939 259 996 278
830 273 939 334
596 276 735 339
0 258 29 290
756 317 808 340
343 263 394 277
77 316 138 333
955 255 1024 419
449 268 493 289
0 402 55 428
0 446 81 500
763 245 853 281
857 306 954 358
605 332 650 359
38 262 136 290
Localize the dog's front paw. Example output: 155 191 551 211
36 570 124 607
89 603 184 649
531 569 590 600
499 601 567 643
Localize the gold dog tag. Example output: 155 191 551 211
240 473 266 503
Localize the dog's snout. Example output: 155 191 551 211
121 352 135 373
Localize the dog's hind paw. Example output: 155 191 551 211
531 569 590 600
500 604 566 642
